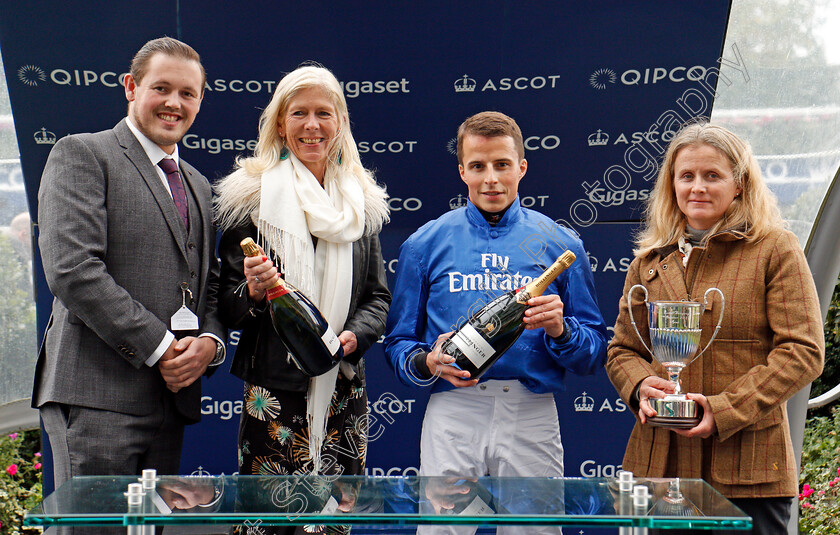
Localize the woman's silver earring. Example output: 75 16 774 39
279 146 290 160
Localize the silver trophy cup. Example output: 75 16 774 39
628 285 724 428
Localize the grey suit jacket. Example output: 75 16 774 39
34 118 225 422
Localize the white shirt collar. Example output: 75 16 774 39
125 117 180 168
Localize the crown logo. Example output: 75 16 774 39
34 127 57 145
454 74 476 93
587 129 609 147
449 194 468 210
587 253 598 272
574 392 595 412
190 466 211 477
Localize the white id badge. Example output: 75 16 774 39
171 306 199 331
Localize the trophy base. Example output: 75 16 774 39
647 396 702 429
647 415 701 429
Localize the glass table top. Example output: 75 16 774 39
25 475 751 530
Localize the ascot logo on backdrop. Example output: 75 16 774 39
574 392 595 412
587 252 598 272
590 64 713 88
454 73 561 93
587 130 609 147
357 140 418 154
449 194 469 210
572 392 628 414
447 193 550 212
189 466 213 477
588 254 633 273
34 127 57 145
587 128 677 146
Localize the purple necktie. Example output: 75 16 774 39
158 158 190 232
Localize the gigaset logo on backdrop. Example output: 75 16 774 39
181 134 257 155
201 396 243 421
339 78 411 98
580 461 622 478
584 181 650 207
590 65 712 89
453 73 561 93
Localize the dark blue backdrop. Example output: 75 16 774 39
0 0 733 500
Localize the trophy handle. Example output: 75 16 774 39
694 287 725 359
627 284 656 359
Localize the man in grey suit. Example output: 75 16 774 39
34 37 226 501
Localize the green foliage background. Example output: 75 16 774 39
800 275 840 531
0 432 42 535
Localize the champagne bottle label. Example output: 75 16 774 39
322 326 341 356
460 495 493 516
266 284 290 300
450 323 496 367
319 495 340 515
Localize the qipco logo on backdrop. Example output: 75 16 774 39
387 197 422 212
523 134 561 152
365 466 419 477
589 65 712 90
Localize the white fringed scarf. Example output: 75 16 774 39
253 152 365 474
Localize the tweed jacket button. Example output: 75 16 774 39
662 264 668 270
648 269 654 275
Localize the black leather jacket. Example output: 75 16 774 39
218 222 391 391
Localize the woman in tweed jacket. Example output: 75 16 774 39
606 123 824 534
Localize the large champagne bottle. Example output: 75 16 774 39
240 238 343 376
439 251 576 379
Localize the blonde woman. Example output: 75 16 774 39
607 122 824 534
215 64 390 534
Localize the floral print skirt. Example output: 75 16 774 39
232 371 367 535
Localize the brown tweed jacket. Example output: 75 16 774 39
606 228 824 498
